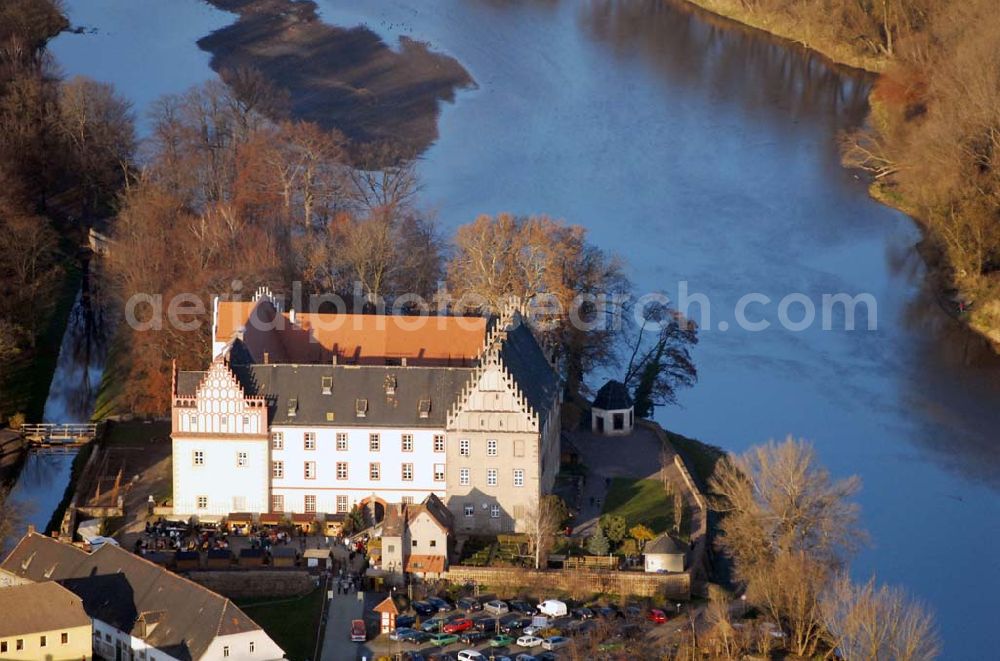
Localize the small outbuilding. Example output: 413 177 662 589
644 533 686 573
270 546 298 568
373 596 399 635
592 380 634 436
303 548 331 572
239 548 265 568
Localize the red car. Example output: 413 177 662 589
647 609 668 624
442 618 474 634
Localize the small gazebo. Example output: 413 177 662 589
591 380 634 436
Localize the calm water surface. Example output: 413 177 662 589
51 0 1000 656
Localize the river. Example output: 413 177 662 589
48 0 999 657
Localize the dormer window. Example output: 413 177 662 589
418 399 431 419
321 376 333 395
384 375 397 396
355 398 368 417
287 398 297 417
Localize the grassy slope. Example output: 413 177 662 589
237 588 326 661
602 477 673 534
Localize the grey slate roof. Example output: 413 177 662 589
0 533 269 661
499 321 560 422
0 581 90 638
646 533 686 555
593 379 633 410
231 363 471 428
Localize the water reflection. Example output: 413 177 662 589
581 0 871 133
43 277 106 423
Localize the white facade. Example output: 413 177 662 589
269 425 447 515
172 361 270 516
202 630 284 661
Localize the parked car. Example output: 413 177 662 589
457 597 482 612
537 600 568 617
456 650 485 661
350 619 366 642
443 618 474 634
397 614 417 628
404 630 431 644
624 605 642 619
509 600 535 614
458 630 488 645
390 627 418 641
571 607 594 620
429 633 460 647
541 636 569 651
420 618 446 633
428 596 453 612
474 617 500 633
413 601 436 616
647 608 668 624
490 633 515 647
514 655 538 661
484 599 510 616
516 635 543 648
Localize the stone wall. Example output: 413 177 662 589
186 570 316 600
443 565 690 601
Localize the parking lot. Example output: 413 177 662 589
360 593 679 660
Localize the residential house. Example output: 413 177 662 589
0 581 92 660
0 532 284 661
379 493 453 578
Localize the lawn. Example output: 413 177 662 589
238 587 326 661
601 477 673 535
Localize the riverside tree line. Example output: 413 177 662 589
690 0 1000 340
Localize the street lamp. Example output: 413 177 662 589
675 602 681 615
740 594 747 618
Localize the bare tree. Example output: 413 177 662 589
523 494 564 569
821 574 940 661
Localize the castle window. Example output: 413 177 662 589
304 495 316 513
287 398 297 417
336 433 348 451
513 469 524 487
197 496 208 509
418 399 431 418
369 433 380 451
401 463 413 481
459 468 470 486
401 434 413 452
321 376 333 395
237 452 248 467
355 399 368 417
369 463 381 481
193 450 204 466
336 462 348 480
460 439 470 457
304 461 316 479
487 439 497 456
433 463 445 481
433 434 445 452
271 495 284 512
336 495 348 513
464 503 474 517
272 461 284 479
490 505 500 519
487 468 498 486
304 432 316 450
271 432 284 450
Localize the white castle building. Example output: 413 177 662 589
171 290 561 533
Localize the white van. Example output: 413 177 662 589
537 599 567 617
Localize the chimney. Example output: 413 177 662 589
263 352 270 364
332 353 338 366
290 308 296 324
401 357 407 367
27 524 36 535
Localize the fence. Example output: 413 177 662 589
443 565 690 600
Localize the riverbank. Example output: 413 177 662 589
198 0 473 157
677 0 885 74
678 0 1000 354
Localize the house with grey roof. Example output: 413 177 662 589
0 532 284 661
171 292 561 534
